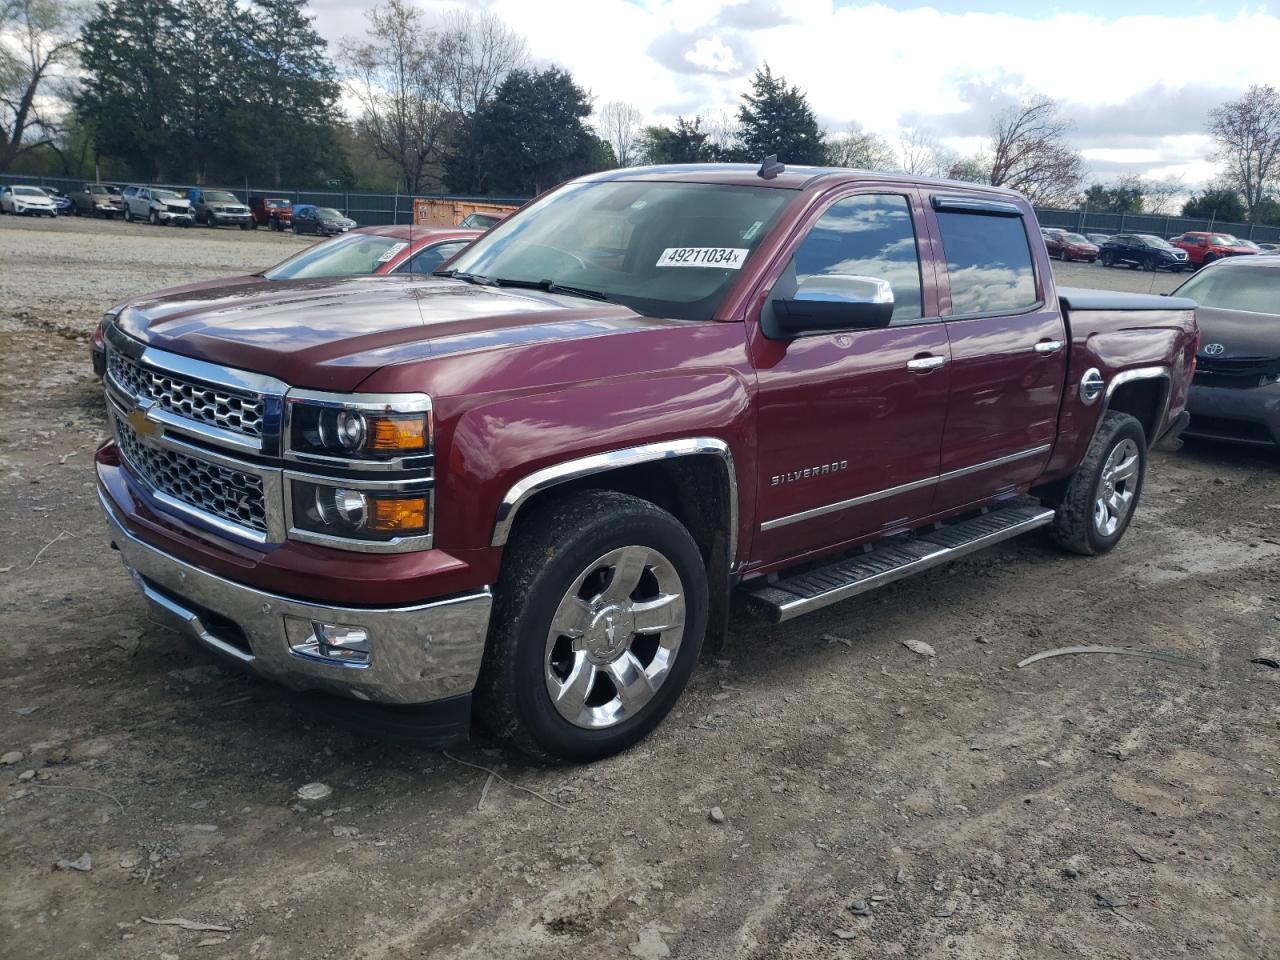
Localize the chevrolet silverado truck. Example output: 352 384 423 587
95 163 1197 762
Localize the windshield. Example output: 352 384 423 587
1175 265 1277 314
1210 234 1234 245
153 189 181 201
1063 233 1088 243
205 191 238 203
14 186 44 196
446 180 794 320
315 207 343 218
264 198 289 208
261 233 408 280
1141 236 1173 249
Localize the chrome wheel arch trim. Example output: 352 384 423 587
490 437 739 566
1094 364 1172 449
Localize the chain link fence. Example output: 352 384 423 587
1034 206 1280 244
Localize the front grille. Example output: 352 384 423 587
112 410 268 532
1194 355 1280 390
166 205 189 215
108 350 264 438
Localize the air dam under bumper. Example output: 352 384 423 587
99 488 493 707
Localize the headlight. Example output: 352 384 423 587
289 478 431 546
286 391 432 463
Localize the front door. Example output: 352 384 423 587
751 189 951 568
927 200 1067 513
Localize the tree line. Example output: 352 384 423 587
2 0 1279 224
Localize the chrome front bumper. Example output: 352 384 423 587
100 489 493 705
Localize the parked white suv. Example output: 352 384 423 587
122 185 194 226
0 185 58 217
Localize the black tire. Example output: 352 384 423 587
250 220 258 230
1047 411 1147 557
1202 254 1216 267
477 490 709 763
149 209 159 226
239 222 249 231
123 205 132 222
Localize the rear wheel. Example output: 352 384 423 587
477 490 708 763
1047 411 1146 556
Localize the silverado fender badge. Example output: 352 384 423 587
771 461 849 486
127 401 162 440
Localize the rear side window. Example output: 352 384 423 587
791 193 923 322
936 212 1038 315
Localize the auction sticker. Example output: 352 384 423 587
376 242 409 263
656 247 749 269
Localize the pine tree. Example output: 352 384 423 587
736 64 825 166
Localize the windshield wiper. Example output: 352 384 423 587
432 269 498 286
490 278 612 303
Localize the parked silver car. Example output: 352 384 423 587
122 185 194 226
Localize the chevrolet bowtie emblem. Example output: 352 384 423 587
127 402 160 439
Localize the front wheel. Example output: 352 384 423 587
477 490 708 763
149 209 159 226
1047 411 1147 556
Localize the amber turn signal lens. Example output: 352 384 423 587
367 415 428 452
367 496 427 532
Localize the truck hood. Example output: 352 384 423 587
1195 305 1280 358
114 275 676 391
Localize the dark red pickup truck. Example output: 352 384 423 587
95 164 1197 761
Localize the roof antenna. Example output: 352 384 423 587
757 155 785 180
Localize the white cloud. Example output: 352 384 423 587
309 0 1280 187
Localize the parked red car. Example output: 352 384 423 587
90 225 478 374
249 196 294 230
94 165 1196 760
1171 231 1259 268
1044 230 1099 263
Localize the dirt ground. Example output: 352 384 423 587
0 214 1276 960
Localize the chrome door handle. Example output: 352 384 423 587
1034 339 1064 354
906 355 947 372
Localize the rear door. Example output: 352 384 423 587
925 195 1067 514
751 188 951 566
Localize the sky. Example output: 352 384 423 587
308 0 1280 188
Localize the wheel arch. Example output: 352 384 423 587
491 439 739 650
1099 367 1170 448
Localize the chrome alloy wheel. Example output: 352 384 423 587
544 545 686 730
1094 438 1140 537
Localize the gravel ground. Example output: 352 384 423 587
0 215 1276 960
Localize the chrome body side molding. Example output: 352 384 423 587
491 438 740 565
761 444 1051 532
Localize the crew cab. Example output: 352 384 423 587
94 164 1197 762
1172 231 1258 267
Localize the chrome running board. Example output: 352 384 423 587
746 501 1056 623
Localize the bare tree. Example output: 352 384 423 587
435 8 526 116
701 110 741 160
825 121 896 170
342 0 449 194
0 0 81 170
987 95 1084 206
897 127 953 178
1208 84 1280 220
596 100 642 167
1144 175 1186 216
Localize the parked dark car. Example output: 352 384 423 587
71 183 124 218
1099 234 1189 272
291 204 356 236
1257 242 1279 254
1175 257 1280 447
248 196 293 230
1044 230 1098 262
187 188 252 229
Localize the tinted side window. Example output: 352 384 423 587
397 241 468 275
936 212 1037 315
791 193 923 322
